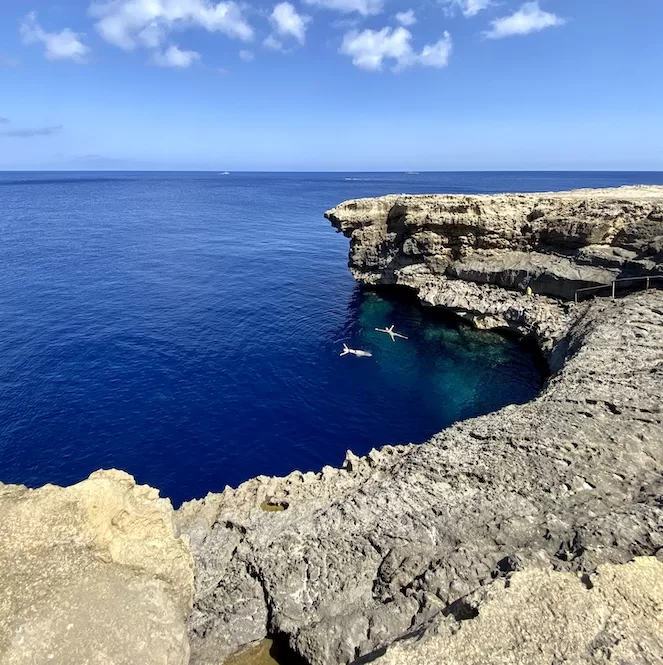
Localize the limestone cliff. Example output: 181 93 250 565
326 185 663 357
374 557 663 665
2 187 663 665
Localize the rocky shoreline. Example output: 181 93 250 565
1 186 662 665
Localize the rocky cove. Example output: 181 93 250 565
1 185 663 664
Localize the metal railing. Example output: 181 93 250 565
574 275 663 303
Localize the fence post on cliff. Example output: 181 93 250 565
646 277 651 291
612 281 616 301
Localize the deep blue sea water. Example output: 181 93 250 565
1 171 661 505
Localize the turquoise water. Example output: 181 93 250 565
2 171 654 504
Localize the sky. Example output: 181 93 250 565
0 0 662 170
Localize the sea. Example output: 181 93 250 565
1 171 661 505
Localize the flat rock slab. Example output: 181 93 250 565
374 557 663 665
0 470 194 665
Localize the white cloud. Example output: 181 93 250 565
20 12 90 62
239 48 254 61
484 1 564 39
418 34 452 67
89 0 254 50
304 0 383 17
394 9 416 26
340 26 452 71
264 34 285 50
152 44 201 67
270 2 310 45
440 0 491 18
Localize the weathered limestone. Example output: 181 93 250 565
0 470 194 665
374 557 663 665
326 186 663 354
3 186 663 665
171 187 663 665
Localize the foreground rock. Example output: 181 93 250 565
177 290 663 665
0 470 194 665
326 186 663 357
374 557 663 665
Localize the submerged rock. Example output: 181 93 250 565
0 469 194 665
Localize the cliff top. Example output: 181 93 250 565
328 185 663 209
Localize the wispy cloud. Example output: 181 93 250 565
340 26 452 71
440 0 491 18
89 0 254 62
394 9 416 26
484 1 564 39
269 3 311 45
152 44 201 67
331 17 361 29
304 0 383 17
239 49 254 61
20 12 90 62
0 117 9 124
1 125 63 138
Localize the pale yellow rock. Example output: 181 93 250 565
0 469 194 665
375 558 663 665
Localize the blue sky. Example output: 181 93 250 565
0 0 661 170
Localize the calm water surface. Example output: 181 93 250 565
1 171 660 504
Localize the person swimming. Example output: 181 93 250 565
375 325 408 342
340 343 373 358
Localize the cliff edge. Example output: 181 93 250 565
1 187 662 665
326 185 663 358
0 470 194 665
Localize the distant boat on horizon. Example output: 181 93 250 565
403 171 419 175
220 171 231 175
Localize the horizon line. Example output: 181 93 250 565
1 169 663 174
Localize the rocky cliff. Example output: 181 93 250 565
373 557 663 665
0 470 194 665
176 293 663 664
326 185 663 357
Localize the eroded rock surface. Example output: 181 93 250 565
326 186 663 356
0 470 194 665
177 290 663 665
374 557 663 665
